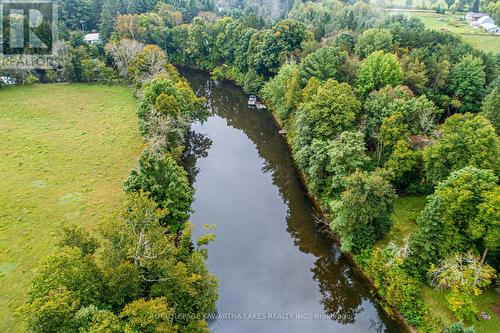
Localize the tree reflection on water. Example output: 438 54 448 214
180 66 403 333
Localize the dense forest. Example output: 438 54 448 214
1 0 499 332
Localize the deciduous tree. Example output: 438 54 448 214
331 170 397 253
262 62 301 122
407 167 498 275
355 28 393 59
106 39 145 79
129 45 168 85
424 113 499 183
301 79 361 141
30 247 105 306
429 253 496 321
481 86 500 134
119 298 176 333
124 151 194 230
356 51 403 97
18 288 80 333
449 55 486 113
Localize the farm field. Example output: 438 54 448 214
0 84 143 332
391 10 500 54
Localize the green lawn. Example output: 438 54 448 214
0 84 143 332
377 195 426 249
382 195 499 332
422 286 500 332
391 11 500 54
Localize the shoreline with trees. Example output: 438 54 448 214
12 42 219 332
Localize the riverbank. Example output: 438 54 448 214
267 97 418 333
179 65 500 332
181 69 412 332
262 82 499 333
8 60 219 331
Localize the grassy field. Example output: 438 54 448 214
373 0 449 8
377 195 426 249
390 11 500 54
383 196 500 332
0 84 143 332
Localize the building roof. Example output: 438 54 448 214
482 23 498 30
408 135 431 149
466 12 487 18
477 16 493 25
84 33 100 42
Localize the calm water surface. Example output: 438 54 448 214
180 67 404 333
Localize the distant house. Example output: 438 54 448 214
0 76 16 85
465 12 488 22
468 14 500 33
84 33 100 44
197 11 221 23
482 23 500 33
474 15 495 26
408 135 431 149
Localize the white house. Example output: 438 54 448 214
482 23 500 33
84 33 100 44
0 76 16 85
475 15 494 26
465 12 488 22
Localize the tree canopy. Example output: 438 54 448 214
331 170 397 253
407 167 498 275
20 192 217 332
356 51 403 97
424 113 499 183
300 46 348 83
449 55 486 113
355 28 393 59
124 151 194 231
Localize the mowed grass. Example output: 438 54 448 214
0 84 143 332
461 35 500 55
422 285 500 332
381 195 499 332
391 11 500 54
376 195 426 249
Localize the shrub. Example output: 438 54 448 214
359 247 436 329
25 73 39 85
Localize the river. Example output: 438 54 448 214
180 67 404 333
